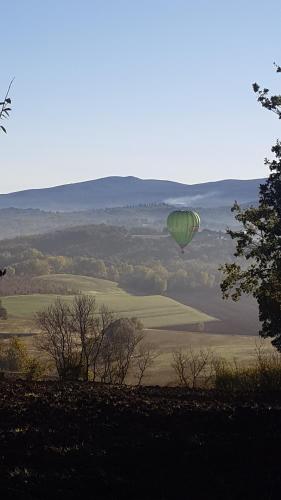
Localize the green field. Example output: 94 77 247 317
0 274 264 384
0 274 216 331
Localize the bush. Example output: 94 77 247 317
171 342 281 392
4 337 28 371
0 300 7 320
213 345 281 392
24 357 46 381
119 265 167 294
171 347 213 388
0 338 46 380
214 364 259 392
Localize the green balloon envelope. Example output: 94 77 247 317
167 210 200 251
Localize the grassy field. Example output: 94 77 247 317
0 274 215 331
0 273 265 384
140 328 267 385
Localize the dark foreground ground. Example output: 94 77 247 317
0 382 281 499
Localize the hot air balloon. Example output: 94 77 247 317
167 210 200 253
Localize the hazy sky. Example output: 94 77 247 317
1 0 281 193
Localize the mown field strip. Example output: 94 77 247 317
1 274 216 330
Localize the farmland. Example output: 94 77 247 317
0 274 264 384
141 329 265 385
0 381 280 499
0 274 216 330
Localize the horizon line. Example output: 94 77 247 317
0 175 266 196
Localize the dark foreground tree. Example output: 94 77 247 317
221 64 281 349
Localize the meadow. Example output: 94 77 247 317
0 274 264 384
0 274 215 330
141 329 266 385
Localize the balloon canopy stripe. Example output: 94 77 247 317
167 210 200 252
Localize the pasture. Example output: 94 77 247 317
140 328 264 385
0 274 216 330
0 273 265 384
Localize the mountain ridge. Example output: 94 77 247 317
0 176 265 211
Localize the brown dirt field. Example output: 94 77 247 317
0 381 280 499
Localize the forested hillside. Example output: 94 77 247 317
0 204 241 240
0 224 234 293
0 223 260 335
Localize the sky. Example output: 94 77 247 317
1 0 281 193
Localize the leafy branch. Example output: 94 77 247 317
253 63 281 118
0 78 14 133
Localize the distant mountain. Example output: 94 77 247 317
0 176 264 211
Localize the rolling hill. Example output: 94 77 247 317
0 274 261 384
0 176 264 211
0 274 216 331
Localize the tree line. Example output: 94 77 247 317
0 230 228 295
0 275 78 297
0 255 220 295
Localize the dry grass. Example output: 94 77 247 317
135 329 273 386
